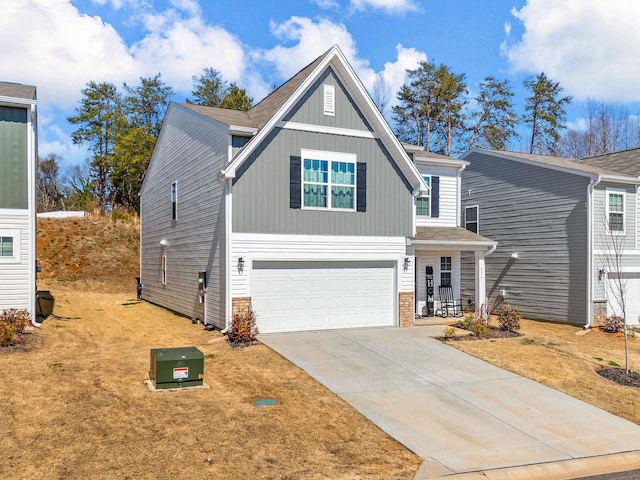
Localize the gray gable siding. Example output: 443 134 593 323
283 68 372 132
140 105 227 328
0 106 28 209
232 127 413 236
460 151 590 325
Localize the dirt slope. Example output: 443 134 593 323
37 216 139 292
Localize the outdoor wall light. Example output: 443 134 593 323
238 257 245 268
598 269 605 281
403 257 411 269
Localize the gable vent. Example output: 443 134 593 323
323 84 335 116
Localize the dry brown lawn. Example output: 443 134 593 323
0 282 421 480
449 318 640 425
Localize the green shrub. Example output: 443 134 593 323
601 315 624 333
0 309 31 346
469 318 487 337
456 314 473 330
227 307 259 347
497 305 521 332
443 326 456 339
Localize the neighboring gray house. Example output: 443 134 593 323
460 148 640 327
0 82 38 317
140 46 494 333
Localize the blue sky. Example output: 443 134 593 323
3 0 640 167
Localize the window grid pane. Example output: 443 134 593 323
416 197 430 216
608 193 624 231
331 186 354 209
302 156 355 209
0 236 13 257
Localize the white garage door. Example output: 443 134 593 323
607 273 640 325
251 261 395 333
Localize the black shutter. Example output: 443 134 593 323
356 162 367 212
431 175 439 218
290 156 301 209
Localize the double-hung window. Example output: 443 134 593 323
607 190 625 233
302 150 356 210
440 256 452 287
416 176 431 216
465 206 478 233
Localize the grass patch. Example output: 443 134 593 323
0 286 420 479
449 319 640 425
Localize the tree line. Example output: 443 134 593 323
38 62 640 214
37 69 252 213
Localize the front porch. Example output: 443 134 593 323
408 226 496 324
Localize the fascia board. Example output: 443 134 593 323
0 95 36 107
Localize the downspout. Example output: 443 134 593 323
221 177 233 334
586 175 601 328
456 164 467 228
30 102 41 328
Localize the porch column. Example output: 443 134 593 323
475 250 486 317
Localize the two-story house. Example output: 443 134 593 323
0 82 38 320
139 46 495 333
460 148 640 327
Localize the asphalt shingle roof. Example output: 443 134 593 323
178 47 332 130
579 148 640 177
0 81 36 101
474 148 637 179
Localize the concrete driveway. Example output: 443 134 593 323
260 327 640 479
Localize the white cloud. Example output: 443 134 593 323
132 13 246 92
263 18 425 113
1 0 137 108
350 0 418 14
504 0 640 102
313 0 340 9
265 17 361 79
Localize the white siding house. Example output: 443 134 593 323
0 82 37 320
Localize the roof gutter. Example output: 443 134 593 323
586 175 601 328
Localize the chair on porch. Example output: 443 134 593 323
438 286 463 318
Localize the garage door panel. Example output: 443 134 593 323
251 261 395 333
607 273 640 325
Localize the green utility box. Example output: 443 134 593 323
149 347 204 389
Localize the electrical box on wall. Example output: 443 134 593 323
149 347 204 389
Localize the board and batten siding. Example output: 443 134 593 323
460 151 590 325
283 68 372 132
233 127 413 236
0 106 29 209
140 104 228 328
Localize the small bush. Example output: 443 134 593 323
601 315 624 333
0 323 15 347
469 318 487 337
0 309 31 346
497 305 521 332
443 326 456 339
227 308 259 347
456 314 473 330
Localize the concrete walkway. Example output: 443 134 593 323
260 327 640 479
